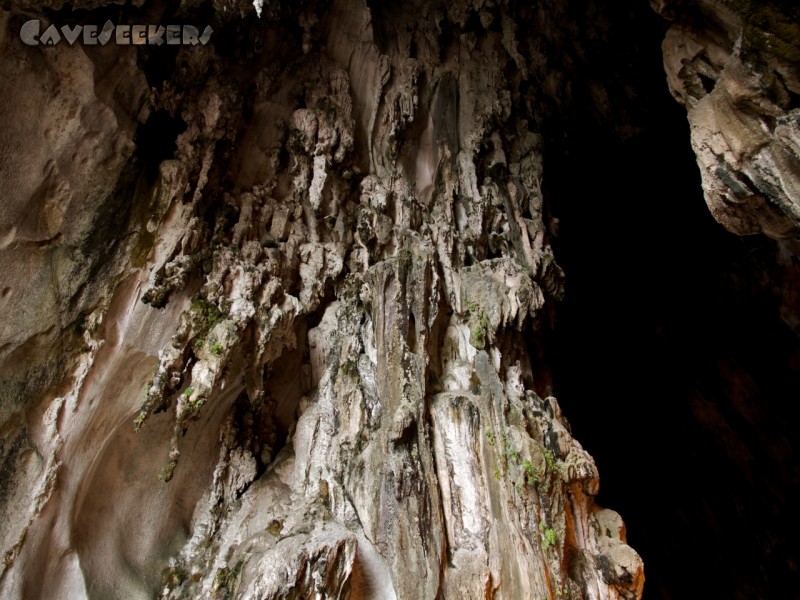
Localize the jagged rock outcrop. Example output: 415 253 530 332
0 1 701 599
655 0 800 239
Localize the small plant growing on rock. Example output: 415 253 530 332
133 411 147 432
540 527 557 551
190 298 224 350
186 396 205 413
159 459 178 483
544 448 560 473
523 459 538 485
470 311 489 349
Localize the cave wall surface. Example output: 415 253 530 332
655 0 800 240
0 0 797 599
0 1 645 599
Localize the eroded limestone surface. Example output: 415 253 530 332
0 1 655 598
656 0 800 238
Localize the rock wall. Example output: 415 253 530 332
655 0 800 239
0 1 644 599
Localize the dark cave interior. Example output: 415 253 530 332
540 4 800 599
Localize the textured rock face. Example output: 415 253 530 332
656 0 800 238
0 1 644 599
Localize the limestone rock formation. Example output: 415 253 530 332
655 0 800 239
0 1 648 598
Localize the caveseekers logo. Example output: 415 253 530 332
20 19 213 46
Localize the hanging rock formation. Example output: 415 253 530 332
0 1 647 598
655 0 800 239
